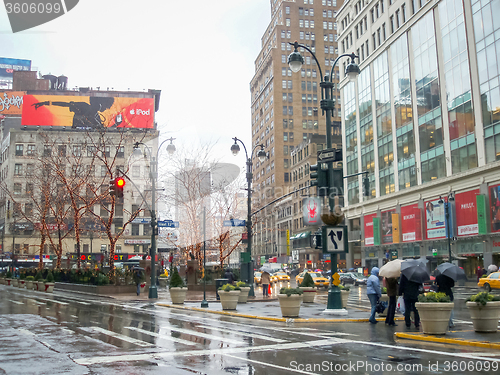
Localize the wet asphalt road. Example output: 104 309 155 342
1 284 499 375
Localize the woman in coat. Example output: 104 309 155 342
384 277 398 326
261 271 271 297
367 267 381 324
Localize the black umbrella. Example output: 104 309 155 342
435 262 466 281
401 260 430 283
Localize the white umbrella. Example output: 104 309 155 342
379 259 403 278
488 264 498 272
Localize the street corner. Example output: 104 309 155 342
394 331 500 351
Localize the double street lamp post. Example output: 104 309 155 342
438 192 455 263
133 138 176 299
231 137 267 297
288 41 360 310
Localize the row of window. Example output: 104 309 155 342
14 143 125 158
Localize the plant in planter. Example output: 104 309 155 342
5 270 13 286
278 287 303 317
299 273 317 303
218 283 241 310
338 284 351 309
25 276 35 290
466 292 500 332
158 269 169 289
415 292 454 335
169 267 187 304
18 272 26 288
236 281 251 303
45 271 55 293
34 270 45 291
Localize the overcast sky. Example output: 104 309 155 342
0 0 271 168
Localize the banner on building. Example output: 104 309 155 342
489 184 500 233
286 229 290 256
455 189 479 237
392 213 400 243
477 194 488 235
22 95 155 129
0 91 25 115
381 209 395 244
425 198 446 239
364 213 376 246
373 217 381 246
401 204 422 242
303 197 321 225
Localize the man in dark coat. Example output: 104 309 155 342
398 274 422 329
224 268 235 284
436 273 455 328
384 277 399 326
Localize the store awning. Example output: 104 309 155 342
291 231 311 240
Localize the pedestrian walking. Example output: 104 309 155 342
224 268 235 284
133 269 144 296
398 274 422 329
476 266 483 282
435 273 455 328
261 271 271 297
384 277 398 326
367 267 381 324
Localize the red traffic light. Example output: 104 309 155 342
115 177 125 188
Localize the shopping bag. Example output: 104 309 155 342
397 296 405 315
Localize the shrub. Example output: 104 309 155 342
34 270 43 281
46 271 54 283
96 273 109 286
19 272 26 280
6 271 12 278
279 287 303 297
26 276 35 281
219 283 240 291
169 267 185 288
338 284 350 291
467 291 500 306
418 292 450 303
236 281 249 288
299 272 316 288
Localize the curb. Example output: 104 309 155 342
156 303 404 323
395 332 500 350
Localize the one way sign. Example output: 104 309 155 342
322 225 348 253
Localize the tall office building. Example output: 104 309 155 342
337 0 500 278
250 0 343 261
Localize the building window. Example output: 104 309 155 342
15 144 23 156
402 4 406 23
116 146 124 158
14 164 22 176
13 182 22 195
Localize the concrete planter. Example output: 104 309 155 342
25 280 34 289
299 287 317 303
37 281 45 291
278 294 303 317
170 287 188 304
378 294 389 316
158 277 168 288
238 287 251 303
341 290 350 308
11 279 18 287
415 302 454 334
466 301 500 332
44 282 55 293
219 290 240 310
5 278 12 286
19 280 26 288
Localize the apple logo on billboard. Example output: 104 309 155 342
4 0 80 33
130 109 135 115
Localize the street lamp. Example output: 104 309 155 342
438 192 455 263
133 137 176 299
288 41 360 310
231 137 267 297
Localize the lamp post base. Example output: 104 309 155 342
326 285 343 309
201 300 208 308
148 285 158 299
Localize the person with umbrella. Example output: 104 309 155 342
367 267 381 324
261 270 271 297
435 262 466 329
384 277 399 326
398 259 429 329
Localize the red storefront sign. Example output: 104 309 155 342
364 213 376 246
455 189 479 237
401 204 422 242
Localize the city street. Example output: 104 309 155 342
1 284 500 374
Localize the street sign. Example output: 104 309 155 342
132 218 151 224
157 220 179 228
223 219 246 227
322 225 348 253
317 147 342 163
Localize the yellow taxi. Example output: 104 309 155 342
254 272 262 284
271 271 290 284
478 272 500 292
296 271 329 288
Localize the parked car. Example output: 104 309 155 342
296 271 329 288
478 272 500 292
254 272 262 285
339 272 367 286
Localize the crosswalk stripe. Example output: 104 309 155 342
162 326 244 345
87 327 154 347
26 299 45 305
32 297 69 305
8 300 23 305
124 326 197 346
195 325 287 343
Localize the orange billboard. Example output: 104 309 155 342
21 95 155 129
0 91 25 115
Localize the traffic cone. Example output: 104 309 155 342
268 284 271 295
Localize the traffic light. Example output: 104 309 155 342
310 163 328 196
363 176 370 197
115 177 125 198
109 179 116 196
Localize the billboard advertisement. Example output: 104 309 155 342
425 198 446 239
489 184 500 233
0 91 25 115
303 197 322 225
455 189 480 237
21 95 155 129
364 213 376 246
401 204 422 242
0 57 31 88
381 209 396 244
